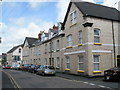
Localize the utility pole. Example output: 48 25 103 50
112 20 117 67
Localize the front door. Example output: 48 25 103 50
51 58 54 66
117 55 120 67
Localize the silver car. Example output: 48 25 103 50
37 65 55 76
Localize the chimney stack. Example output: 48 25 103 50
38 31 43 40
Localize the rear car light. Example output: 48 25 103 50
113 70 117 73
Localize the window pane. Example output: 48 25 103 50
94 63 99 70
94 55 99 62
74 11 76 18
79 56 83 62
79 63 84 70
67 63 70 69
94 37 100 43
67 35 72 46
79 31 82 44
94 29 100 36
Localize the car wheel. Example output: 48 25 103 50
42 72 45 76
36 72 39 75
105 76 110 81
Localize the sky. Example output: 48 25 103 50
0 0 120 54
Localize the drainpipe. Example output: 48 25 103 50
112 20 117 67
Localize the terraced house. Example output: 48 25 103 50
7 45 23 65
22 1 120 77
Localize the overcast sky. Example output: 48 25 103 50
0 0 120 54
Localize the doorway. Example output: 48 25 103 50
49 58 54 66
117 55 120 67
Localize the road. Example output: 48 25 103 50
2 69 119 89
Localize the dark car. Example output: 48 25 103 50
28 64 37 73
34 65 41 73
22 64 31 71
18 64 24 70
104 67 120 81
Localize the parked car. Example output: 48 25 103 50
11 64 17 69
104 67 120 81
28 64 37 73
3 65 11 69
34 65 41 73
37 65 55 76
22 64 31 71
2 65 5 69
18 64 24 70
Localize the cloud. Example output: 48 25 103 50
56 0 70 22
82 0 95 3
9 17 26 26
102 0 120 9
1 17 54 54
27 0 54 9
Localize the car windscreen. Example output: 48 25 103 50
25 64 30 67
7 65 11 67
48 66 55 69
31 65 36 68
111 67 120 70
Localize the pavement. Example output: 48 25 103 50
56 72 120 90
56 72 104 81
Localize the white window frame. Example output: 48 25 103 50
93 55 100 71
78 55 84 70
79 31 83 44
66 56 70 69
94 29 100 43
70 10 77 25
67 35 72 46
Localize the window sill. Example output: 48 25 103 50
66 46 73 49
65 69 70 71
77 70 85 73
70 23 77 28
94 43 102 45
93 71 102 73
78 44 83 47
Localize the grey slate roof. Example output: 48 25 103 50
62 2 120 28
74 2 120 21
24 37 38 47
7 45 22 53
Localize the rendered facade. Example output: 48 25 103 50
7 45 23 65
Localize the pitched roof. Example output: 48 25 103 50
74 2 120 21
7 45 22 53
25 37 38 47
62 2 120 28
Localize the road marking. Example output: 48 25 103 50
83 82 89 84
56 76 113 89
3 71 21 88
98 85 106 88
89 83 95 86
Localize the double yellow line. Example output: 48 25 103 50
3 71 21 88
